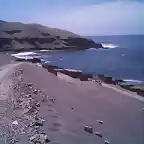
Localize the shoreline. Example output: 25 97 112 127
10 52 144 98
0 58 144 143
0 52 144 98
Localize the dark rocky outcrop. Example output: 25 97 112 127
137 89 144 96
0 20 103 51
98 74 113 84
119 84 144 97
42 64 58 76
15 57 41 63
31 58 41 63
80 73 93 81
55 68 82 78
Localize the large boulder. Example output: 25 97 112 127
42 64 59 70
98 74 113 84
42 64 59 76
137 89 144 97
80 73 93 81
31 58 41 63
55 69 82 78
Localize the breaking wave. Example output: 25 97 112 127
87 48 97 51
102 43 119 49
123 79 144 84
11 52 39 59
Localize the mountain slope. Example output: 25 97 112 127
0 20 103 51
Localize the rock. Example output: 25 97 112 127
42 95 47 102
39 133 51 143
12 120 18 125
80 73 91 81
49 98 55 103
48 68 57 76
31 58 41 63
20 68 24 72
84 126 93 134
33 121 43 127
137 89 144 97
35 102 40 107
27 83 33 87
33 89 38 94
29 133 51 143
97 120 103 124
104 140 110 144
25 94 32 98
42 64 59 70
114 79 124 85
98 74 113 84
25 105 37 114
13 86 17 89
7 136 19 144
95 132 103 138
55 68 82 78
31 117 45 127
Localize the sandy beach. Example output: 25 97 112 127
0 57 143 144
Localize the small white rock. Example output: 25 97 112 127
84 126 93 134
95 132 103 138
37 63 42 67
12 120 18 125
105 140 110 144
97 120 103 124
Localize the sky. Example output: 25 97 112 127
0 0 144 36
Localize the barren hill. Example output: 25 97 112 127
0 20 103 52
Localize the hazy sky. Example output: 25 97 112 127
0 0 144 35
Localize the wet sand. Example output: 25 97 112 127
0 62 144 144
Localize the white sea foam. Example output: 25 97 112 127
102 43 118 49
87 48 97 51
40 50 51 52
11 52 37 57
11 52 38 60
124 79 144 84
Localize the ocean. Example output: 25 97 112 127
41 35 144 82
11 35 144 82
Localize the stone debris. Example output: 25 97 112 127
84 126 93 134
6 69 51 143
33 121 43 127
29 133 51 143
42 95 47 102
49 98 56 103
104 140 110 144
27 83 33 87
35 102 40 107
95 132 103 138
7 136 19 144
24 94 32 98
97 120 103 124
12 120 18 125
30 117 45 128
33 89 38 94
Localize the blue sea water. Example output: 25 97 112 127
42 35 144 81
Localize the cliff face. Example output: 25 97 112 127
0 20 103 52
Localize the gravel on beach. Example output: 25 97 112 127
0 62 143 144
